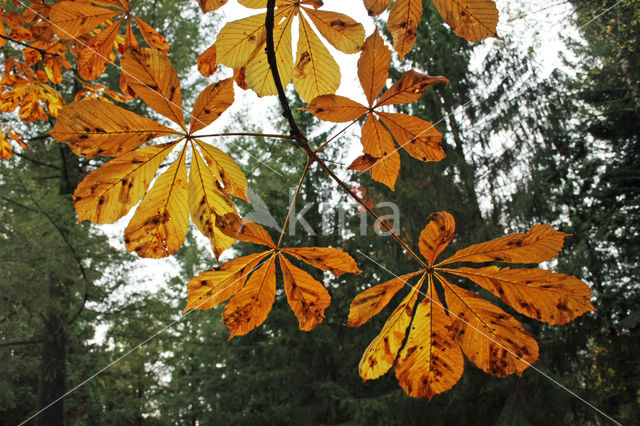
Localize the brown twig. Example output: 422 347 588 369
264 1 428 269
0 34 59 57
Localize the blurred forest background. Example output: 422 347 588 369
1 0 638 424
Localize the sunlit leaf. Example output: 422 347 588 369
279 254 331 331
395 275 464 399
223 254 277 337
432 0 500 42
124 146 189 258
387 0 422 58
359 278 423 381
74 142 176 224
49 99 177 158
293 14 340 103
122 47 185 129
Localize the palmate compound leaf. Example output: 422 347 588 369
50 0 169 81
348 211 595 398
303 31 448 190
50 66 247 259
204 0 364 102
186 214 360 336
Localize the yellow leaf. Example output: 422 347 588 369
438 273 539 377
347 271 422 327
190 78 235 133
304 8 365 54
438 224 569 266
49 100 177 158
357 30 391 107
279 254 331 331
395 275 464 399
214 13 268 69
185 251 270 311
237 0 290 8
282 247 361 276
124 146 189 258
195 140 248 201
74 142 176 224
223 254 277 338
245 10 294 97
376 112 445 163
302 95 368 123
376 71 449 107
419 211 455 267
363 0 393 16
77 19 122 81
445 267 595 325
189 147 236 258
387 0 422 59
50 1 120 39
359 277 423 381
294 15 340 103
121 47 185 129
432 0 500 42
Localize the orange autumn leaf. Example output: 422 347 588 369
50 0 169 80
432 0 500 42
197 44 218 77
437 224 569 266
395 275 464 399
223 254 278 338
363 0 393 16
188 218 359 335
349 211 594 398
279 254 331 331
347 271 422 327
359 276 423 381
121 47 185 129
303 30 448 190
387 0 422 59
49 55 246 260
437 273 539 376
196 0 229 14
0 130 12 160
186 251 271 311
443 267 595 325
281 247 362 276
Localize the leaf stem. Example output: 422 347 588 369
264 1 428 269
195 132 295 140
276 158 312 248
313 115 365 153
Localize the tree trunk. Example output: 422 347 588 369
36 315 66 426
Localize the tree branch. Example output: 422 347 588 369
0 34 59 57
264 1 428 269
